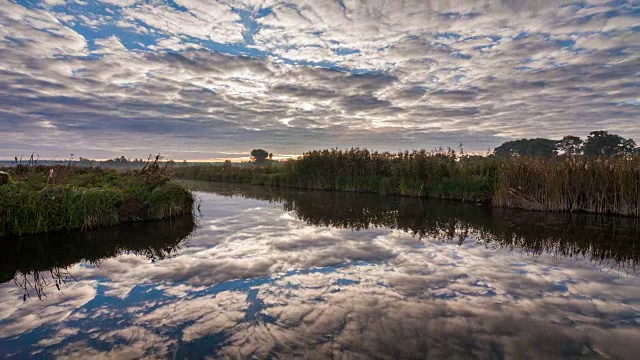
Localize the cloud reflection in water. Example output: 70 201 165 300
0 183 639 359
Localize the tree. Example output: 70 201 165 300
557 135 583 156
623 139 638 154
250 149 269 163
494 138 558 158
583 131 637 157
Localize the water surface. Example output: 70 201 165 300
1 182 639 359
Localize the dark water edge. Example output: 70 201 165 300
0 215 196 299
0 182 638 359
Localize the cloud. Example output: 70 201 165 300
0 281 97 339
0 0 638 159
121 1 245 44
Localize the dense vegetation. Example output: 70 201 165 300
495 130 638 157
174 132 640 217
494 156 640 215
175 148 496 200
0 161 194 237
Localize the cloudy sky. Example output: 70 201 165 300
1 0 638 160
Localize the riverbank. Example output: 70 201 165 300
0 164 194 237
173 148 640 217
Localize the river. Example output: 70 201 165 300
1 182 639 359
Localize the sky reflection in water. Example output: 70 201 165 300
1 182 639 359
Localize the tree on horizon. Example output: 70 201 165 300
493 138 559 157
494 130 637 158
583 131 637 157
558 135 583 156
250 149 269 163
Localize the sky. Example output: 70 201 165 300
0 0 639 161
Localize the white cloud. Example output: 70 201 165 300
122 2 245 44
0 2 87 58
99 0 139 7
0 0 638 159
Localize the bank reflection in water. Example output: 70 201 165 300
1 183 639 359
0 215 196 299
189 181 640 272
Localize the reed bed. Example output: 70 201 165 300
174 148 640 217
174 148 498 202
0 164 194 237
298 148 497 201
494 156 640 216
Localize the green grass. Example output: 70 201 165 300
173 148 498 201
0 165 194 236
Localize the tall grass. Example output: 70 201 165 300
0 184 122 236
173 148 640 217
173 161 292 185
174 148 498 201
0 164 194 237
494 156 640 216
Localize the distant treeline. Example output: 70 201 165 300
76 156 184 169
494 130 637 157
173 131 640 217
3 155 193 170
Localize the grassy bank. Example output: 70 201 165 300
173 148 640 217
175 149 497 201
495 156 640 216
0 163 194 237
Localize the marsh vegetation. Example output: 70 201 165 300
174 147 640 216
0 157 194 236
